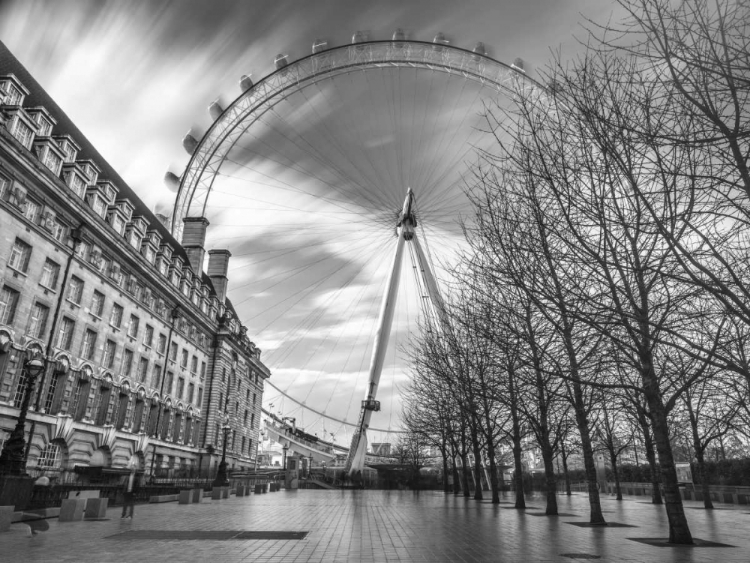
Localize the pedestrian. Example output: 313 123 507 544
121 464 138 519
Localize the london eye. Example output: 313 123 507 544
168 32 542 473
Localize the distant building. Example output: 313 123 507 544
0 41 269 480
371 442 391 456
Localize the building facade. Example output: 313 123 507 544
0 42 269 481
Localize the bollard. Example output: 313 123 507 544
179 490 192 504
221 486 230 499
192 488 203 503
254 484 263 494
59 499 86 522
211 488 223 500
84 498 108 520
0 506 13 532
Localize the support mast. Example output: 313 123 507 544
344 188 417 479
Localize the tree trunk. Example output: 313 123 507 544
541 442 559 515
470 430 484 501
695 448 713 510
571 380 606 525
637 409 662 504
460 431 471 498
561 441 572 496
485 432 500 503
608 448 622 500
686 399 713 510
642 364 693 544
509 367 526 509
452 457 462 496
441 446 450 494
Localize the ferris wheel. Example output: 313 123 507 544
168 31 542 474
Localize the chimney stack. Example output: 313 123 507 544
182 217 209 273
207 249 231 304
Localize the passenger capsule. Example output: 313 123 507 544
433 32 449 45
352 31 365 44
312 39 328 53
512 58 526 72
164 171 181 193
392 28 406 42
239 74 254 92
275 54 289 70
472 42 486 60
182 132 199 155
208 100 224 121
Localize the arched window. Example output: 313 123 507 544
38 441 64 469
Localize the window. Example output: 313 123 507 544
137 357 149 383
244 410 248 425
200 362 206 380
43 374 60 413
197 387 203 406
37 443 62 469
56 317 75 350
169 342 177 362
66 276 83 305
67 172 86 198
5 83 22 105
187 383 195 404
157 333 166 355
0 172 9 198
177 377 185 399
8 238 32 273
13 120 34 148
28 302 50 339
43 149 62 174
103 339 116 368
36 117 52 137
91 195 106 217
152 364 162 389
80 329 97 360
51 218 68 243
143 325 154 348
122 349 134 377
110 304 123 328
190 356 198 375
23 198 40 223
165 371 174 395
39 259 60 289
90 291 105 317
13 370 29 407
180 349 188 369
253 392 256 406
241 436 246 454
251 413 255 428
127 315 139 338
0 285 20 324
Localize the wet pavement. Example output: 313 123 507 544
2 489 749 562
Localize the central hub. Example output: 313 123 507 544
397 187 417 240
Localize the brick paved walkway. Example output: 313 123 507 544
2 490 749 562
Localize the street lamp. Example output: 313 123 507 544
0 357 47 475
282 443 289 472
213 414 232 487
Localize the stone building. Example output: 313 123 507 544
0 41 269 481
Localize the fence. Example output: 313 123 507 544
25 473 273 510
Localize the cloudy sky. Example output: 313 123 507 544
0 0 626 444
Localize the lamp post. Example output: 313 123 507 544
282 443 289 472
0 357 47 475
213 414 231 487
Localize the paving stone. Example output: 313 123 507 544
2 490 749 562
